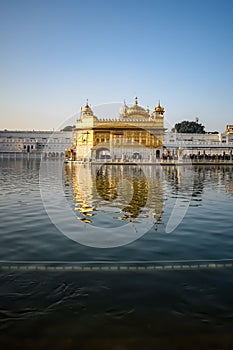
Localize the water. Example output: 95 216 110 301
1 158 233 349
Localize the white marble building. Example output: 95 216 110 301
0 130 74 158
164 125 233 159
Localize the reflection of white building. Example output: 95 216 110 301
0 130 73 158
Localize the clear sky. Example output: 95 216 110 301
0 0 233 132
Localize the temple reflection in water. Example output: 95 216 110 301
64 163 233 234
64 164 164 226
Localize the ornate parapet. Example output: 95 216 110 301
76 117 164 130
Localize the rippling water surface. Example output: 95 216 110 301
1 158 233 349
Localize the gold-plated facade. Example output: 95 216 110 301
66 98 165 162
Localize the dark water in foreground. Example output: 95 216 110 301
1 159 233 349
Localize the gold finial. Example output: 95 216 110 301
158 100 161 107
135 96 138 105
86 98 89 106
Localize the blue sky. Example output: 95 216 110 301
0 0 233 131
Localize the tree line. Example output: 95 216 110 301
174 121 205 133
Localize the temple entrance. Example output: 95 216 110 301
132 152 142 160
96 148 111 160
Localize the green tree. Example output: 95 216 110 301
174 121 205 133
61 125 75 131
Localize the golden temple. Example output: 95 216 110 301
66 98 165 162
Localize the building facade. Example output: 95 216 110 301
1 107 233 162
66 98 165 162
0 130 73 158
164 125 233 160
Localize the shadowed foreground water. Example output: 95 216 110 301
1 159 233 349
1 270 233 350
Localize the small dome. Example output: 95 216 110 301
154 101 164 113
82 100 94 117
119 100 129 117
80 99 98 121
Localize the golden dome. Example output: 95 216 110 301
154 101 164 113
125 97 149 118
